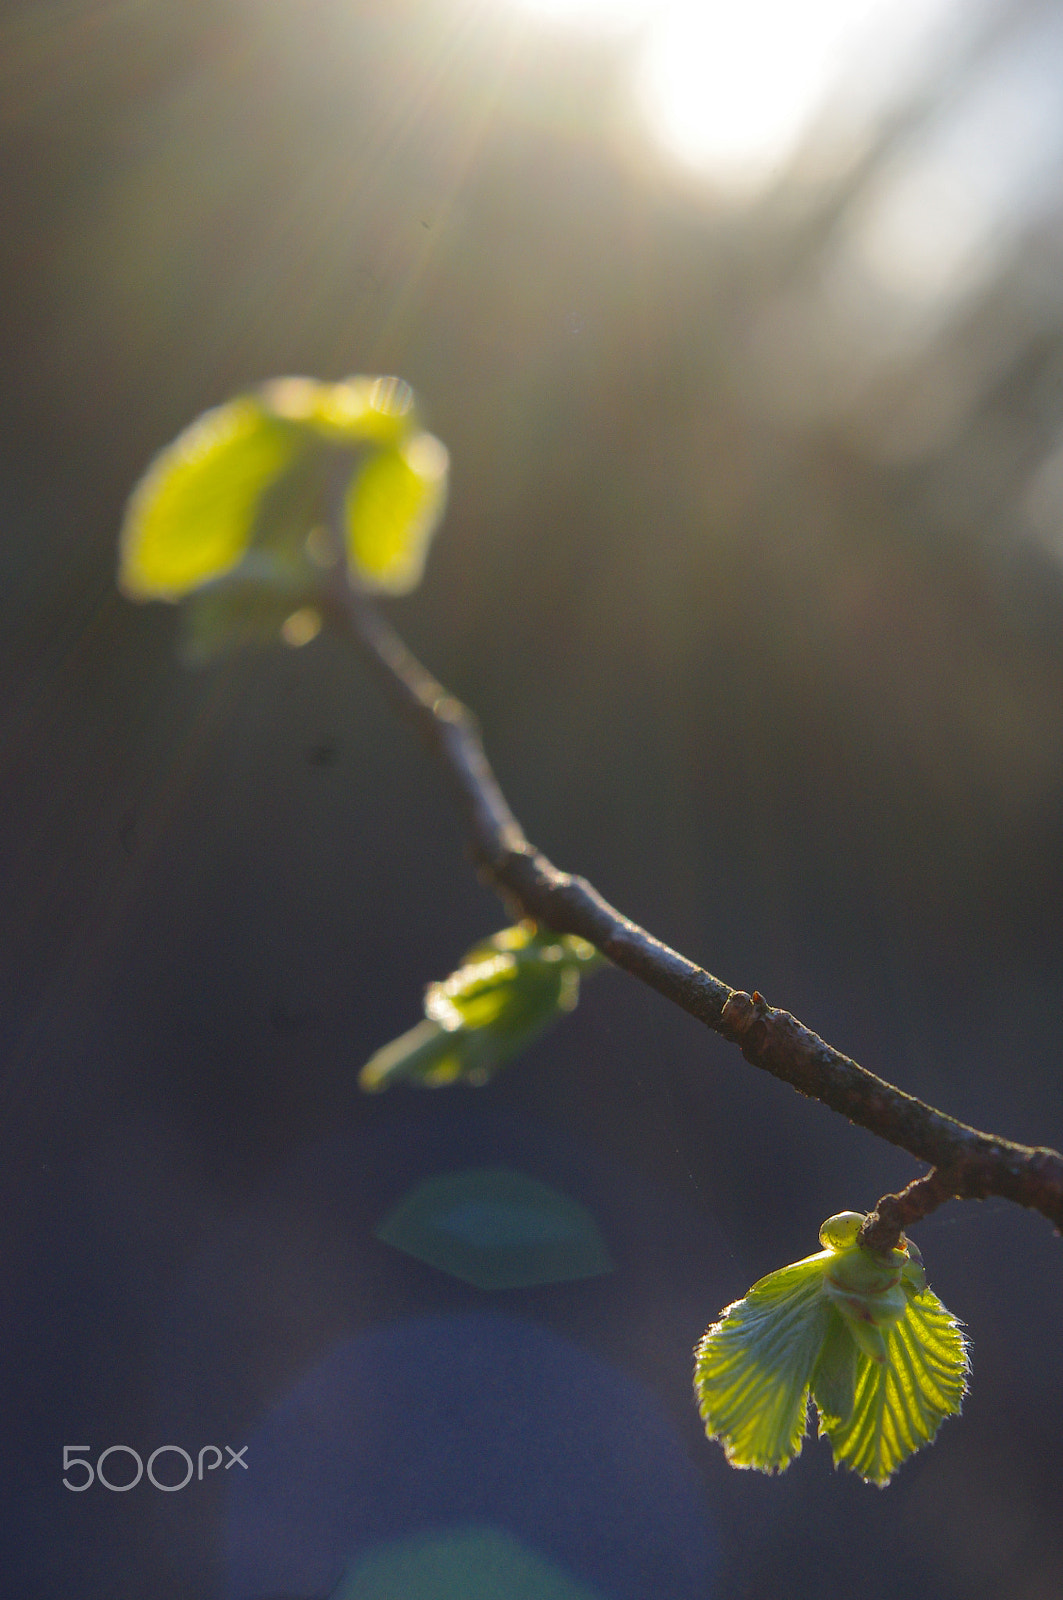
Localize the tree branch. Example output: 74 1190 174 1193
327 585 1063 1249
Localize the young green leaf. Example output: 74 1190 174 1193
118 376 450 640
358 922 605 1091
259 373 419 448
818 1287 969 1486
694 1212 967 1484
344 432 449 594
357 1018 473 1091
178 556 321 665
118 397 303 601
811 1307 859 1424
694 1254 834 1473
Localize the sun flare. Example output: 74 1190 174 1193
503 0 948 195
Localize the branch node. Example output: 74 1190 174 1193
861 1168 959 1255
719 990 756 1036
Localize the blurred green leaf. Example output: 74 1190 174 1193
345 431 449 594
333 1525 607 1600
179 554 322 665
259 373 420 448
118 396 303 601
119 376 450 640
357 1018 473 1091
359 922 605 1091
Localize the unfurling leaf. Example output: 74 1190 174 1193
358 921 606 1091
693 1254 833 1474
694 1211 967 1485
820 1286 969 1485
118 377 448 651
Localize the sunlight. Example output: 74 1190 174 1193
505 0 652 33
503 0 951 196
637 0 886 193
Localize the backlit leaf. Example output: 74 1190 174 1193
358 923 605 1091
344 431 449 594
695 1213 967 1483
119 376 448 631
820 1288 969 1486
359 1018 478 1092
694 1253 833 1473
119 397 303 601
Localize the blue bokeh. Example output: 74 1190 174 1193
226 1311 719 1600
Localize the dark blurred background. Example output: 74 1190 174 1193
3 0 1063 1595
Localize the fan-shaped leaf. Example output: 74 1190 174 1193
694 1253 833 1473
820 1288 968 1485
695 1215 967 1484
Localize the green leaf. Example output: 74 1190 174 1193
359 1018 475 1092
259 373 420 447
345 431 449 594
170 442 331 661
178 554 322 665
358 922 605 1092
823 1220 918 1366
819 1288 969 1486
694 1253 833 1473
695 1213 968 1483
119 376 448 622
427 929 575 1038
118 397 304 601
811 1307 859 1423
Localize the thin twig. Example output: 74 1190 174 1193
327 584 1063 1247
861 1169 962 1255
